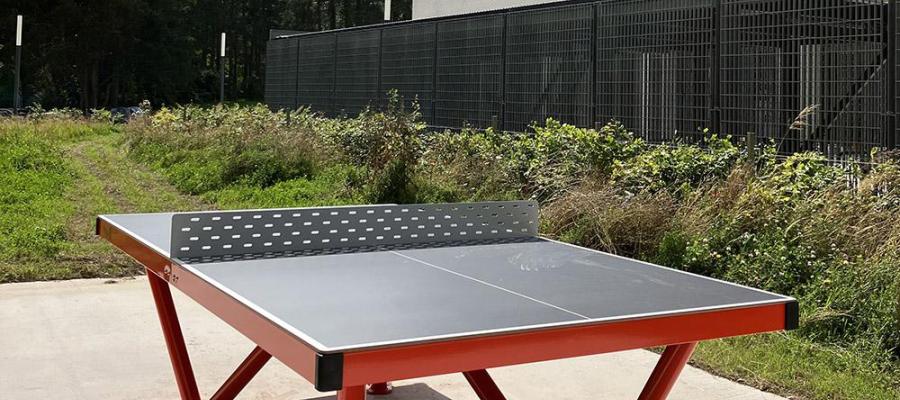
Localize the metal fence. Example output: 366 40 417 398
265 0 900 159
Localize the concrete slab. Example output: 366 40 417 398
0 277 787 400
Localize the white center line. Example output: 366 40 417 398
390 251 590 320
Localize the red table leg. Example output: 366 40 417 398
463 369 507 400
210 346 272 400
147 270 201 400
638 342 698 400
367 382 393 395
338 385 367 400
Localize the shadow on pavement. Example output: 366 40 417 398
305 383 454 400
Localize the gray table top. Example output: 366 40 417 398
101 212 793 353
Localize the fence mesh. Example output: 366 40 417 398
721 0 887 159
505 4 594 132
296 33 336 115
264 37 299 111
269 0 900 160
335 29 381 116
381 22 437 120
434 15 505 129
597 0 713 143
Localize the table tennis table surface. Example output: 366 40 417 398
102 212 794 354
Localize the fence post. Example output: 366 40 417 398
884 0 897 150
294 39 301 110
331 33 338 116
499 14 508 132
710 0 722 135
377 28 384 108
746 131 757 159
432 22 439 126
590 3 599 128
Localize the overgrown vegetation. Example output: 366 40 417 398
0 121 74 262
0 116 206 282
3 99 899 399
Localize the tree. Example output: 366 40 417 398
0 0 412 109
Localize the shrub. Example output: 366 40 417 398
611 134 741 196
89 109 113 123
542 182 676 258
521 119 644 199
420 127 522 201
125 104 333 194
421 119 644 201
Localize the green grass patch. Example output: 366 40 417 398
0 119 209 282
693 334 900 400
202 165 366 209
0 122 76 267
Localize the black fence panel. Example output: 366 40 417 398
381 22 437 122
597 0 713 143
721 0 887 158
297 33 336 115
896 1 900 150
264 37 299 111
505 3 594 132
334 29 381 116
434 15 505 129
267 0 900 160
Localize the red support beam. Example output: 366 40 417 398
638 342 698 400
338 385 367 400
463 370 507 400
147 271 201 400
210 346 272 400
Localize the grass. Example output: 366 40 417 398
0 119 208 282
2 108 898 400
201 165 366 209
693 334 900 400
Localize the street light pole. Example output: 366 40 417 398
14 15 23 113
219 32 226 104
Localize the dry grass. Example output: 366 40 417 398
542 181 676 257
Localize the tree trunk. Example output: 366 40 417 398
329 0 337 29
91 61 99 109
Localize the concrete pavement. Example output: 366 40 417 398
0 277 786 400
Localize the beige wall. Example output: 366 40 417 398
412 0 567 19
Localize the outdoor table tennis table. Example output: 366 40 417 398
97 200 798 400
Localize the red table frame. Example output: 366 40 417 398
98 217 797 400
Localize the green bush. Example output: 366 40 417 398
521 119 645 199
126 104 332 194
421 127 522 201
611 134 742 196
422 119 645 201
324 90 426 204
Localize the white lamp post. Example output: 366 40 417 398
13 15 23 112
219 32 226 104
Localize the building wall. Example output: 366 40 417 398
412 0 566 19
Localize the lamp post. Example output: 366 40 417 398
219 32 226 104
384 0 391 21
14 15 23 113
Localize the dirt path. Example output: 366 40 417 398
26 131 211 280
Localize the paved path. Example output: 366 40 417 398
0 278 786 400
